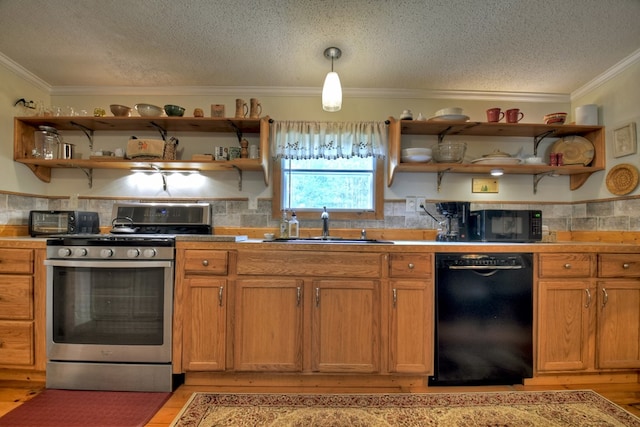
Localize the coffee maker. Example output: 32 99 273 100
436 202 471 241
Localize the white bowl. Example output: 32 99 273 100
402 147 432 163
435 107 463 117
134 103 164 117
524 156 544 164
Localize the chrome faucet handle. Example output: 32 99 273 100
321 206 329 219
361 229 367 239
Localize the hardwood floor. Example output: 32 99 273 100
2 380 640 426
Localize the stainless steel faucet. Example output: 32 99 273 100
321 206 329 238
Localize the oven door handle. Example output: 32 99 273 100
44 259 173 268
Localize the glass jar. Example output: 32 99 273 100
33 126 61 159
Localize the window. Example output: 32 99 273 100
271 120 387 221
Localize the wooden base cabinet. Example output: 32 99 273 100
387 253 434 374
536 253 596 373
596 254 640 369
234 279 303 371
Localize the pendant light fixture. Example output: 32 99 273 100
322 47 342 112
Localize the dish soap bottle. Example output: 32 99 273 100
288 211 299 238
279 210 289 238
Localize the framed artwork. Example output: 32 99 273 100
472 178 499 193
613 122 637 158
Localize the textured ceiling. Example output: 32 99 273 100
1 0 639 94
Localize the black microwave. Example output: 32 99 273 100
28 210 100 237
469 209 542 242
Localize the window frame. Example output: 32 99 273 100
271 157 385 221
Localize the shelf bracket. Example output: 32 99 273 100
74 166 93 188
533 171 558 194
232 165 243 191
70 121 95 151
150 122 167 142
229 121 243 143
437 126 454 144
436 169 451 192
533 130 556 156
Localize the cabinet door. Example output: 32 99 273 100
234 279 304 371
597 280 640 369
537 280 594 372
388 280 433 374
0 321 34 366
311 280 380 373
183 278 226 371
0 276 32 320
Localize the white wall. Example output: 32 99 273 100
3 55 638 203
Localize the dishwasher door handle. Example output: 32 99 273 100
447 265 523 270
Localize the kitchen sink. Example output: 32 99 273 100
265 237 394 244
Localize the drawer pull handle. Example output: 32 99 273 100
218 286 224 306
408 263 415 269
602 288 609 308
202 260 209 267
623 263 630 269
392 288 397 307
297 287 302 307
564 263 571 269
585 289 592 308
315 287 320 307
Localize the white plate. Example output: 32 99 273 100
428 114 470 122
402 155 432 163
471 157 522 165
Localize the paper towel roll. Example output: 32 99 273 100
576 104 598 125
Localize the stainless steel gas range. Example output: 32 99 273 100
44 203 211 392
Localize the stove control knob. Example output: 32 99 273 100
100 248 114 258
142 248 157 258
127 248 141 258
57 247 72 257
73 248 88 257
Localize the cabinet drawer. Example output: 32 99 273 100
538 254 594 278
0 249 33 274
0 321 34 366
237 250 382 278
183 250 228 275
598 254 640 277
389 254 432 277
0 276 33 320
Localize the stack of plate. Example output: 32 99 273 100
428 107 470 122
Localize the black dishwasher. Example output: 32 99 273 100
429 253 533 386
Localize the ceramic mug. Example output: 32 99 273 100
235 99 248 118
486 108 504 122
505 108 524 123
211 104 225 118
249 98 262 119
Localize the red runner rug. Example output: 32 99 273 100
0 389 171 427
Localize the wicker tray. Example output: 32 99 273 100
606 163 639 195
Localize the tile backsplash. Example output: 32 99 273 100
2 194 639 232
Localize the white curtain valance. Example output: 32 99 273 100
271 121 387 160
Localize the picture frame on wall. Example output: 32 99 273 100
612 122 637 158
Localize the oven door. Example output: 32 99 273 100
45 259 173 364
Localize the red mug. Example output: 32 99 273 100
506 108 524 123
486 108 504 122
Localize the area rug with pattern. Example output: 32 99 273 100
170 390 640 426
0 389 171 427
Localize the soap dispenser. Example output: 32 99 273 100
288 211 299 238
279 210 289 238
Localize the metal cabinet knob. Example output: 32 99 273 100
408 263 415 269
564 263 571 269
623 263 630 269
202 260 209 266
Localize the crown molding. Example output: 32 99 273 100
50 85 570 103
0 52 51 92
571 47 640 100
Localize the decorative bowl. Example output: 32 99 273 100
431 141 467 163
543 112 567 125
164 104 185 117
401 147 432 163
110 104 131 117
134 103 164 117
435 107 464 117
